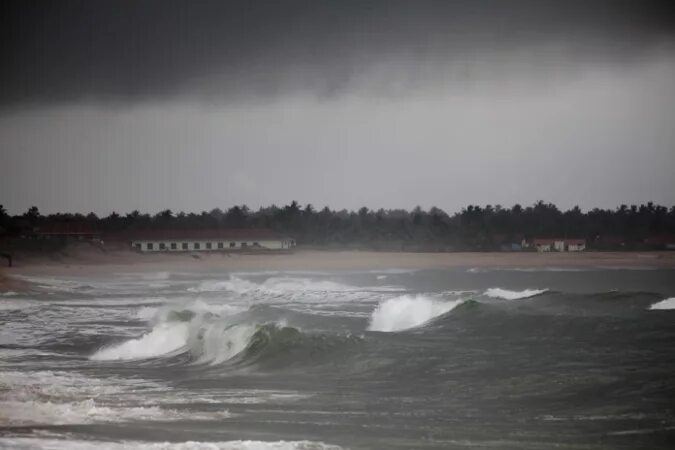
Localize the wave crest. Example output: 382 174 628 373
92 300 361 367
91 322 189 361
649 297 675 310
484 288 548 300
367 295 462 332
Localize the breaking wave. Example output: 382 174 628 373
91 322 190 361
92 302 361 367
368 295 463 332
649 297 675 310
484 288 548 300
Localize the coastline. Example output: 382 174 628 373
1 248 674 287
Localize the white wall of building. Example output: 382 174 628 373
553 241 566 252
131 238 294 252
536 240 585 252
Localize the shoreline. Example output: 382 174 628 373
1 250 674 285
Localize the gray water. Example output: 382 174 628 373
1 267 675 449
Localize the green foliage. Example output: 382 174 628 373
3 201 675 250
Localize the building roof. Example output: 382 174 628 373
532 238 555 245
532 238 585 245
563 239 586 245
109 228 288 242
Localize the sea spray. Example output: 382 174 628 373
484 288 548 300
368 295 462 332
649 297 675 310
91 322 190 361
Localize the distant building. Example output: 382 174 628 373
126 229 295 253
532 238 554 252
531 238 585 252
557 239 586 252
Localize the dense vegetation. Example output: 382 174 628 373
2 201 675 251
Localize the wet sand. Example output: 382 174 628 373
2 248 674 288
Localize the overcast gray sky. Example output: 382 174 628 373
1 0 674 215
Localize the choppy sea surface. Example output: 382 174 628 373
1 266 675 449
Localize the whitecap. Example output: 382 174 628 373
91 322 189 360
368 295 462 332
649 297 675 310
484 288 548 300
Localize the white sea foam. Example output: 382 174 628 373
0 298 39 311
0 369 233 426
140 300 245 324
0 399 177 426
0 438 343 450
368 295 462 332
649 297 675 310
96 299 254 363
0 370 157 425
137 305 160 320
91 322 189 360
484 288 548 300
189 276 358 294
189 276 402 295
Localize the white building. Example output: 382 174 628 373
533 239 554 252
129 229 295 253
563 239 586 252
533 238 585 252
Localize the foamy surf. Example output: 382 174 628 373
0 370 230 426
6 267 673 448
91 322 189 360
188 276 402 295
187 276 347 294
484 288 548 300
649 297 675 310
368 295 462 332
0 438 344 450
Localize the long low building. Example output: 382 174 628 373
530 238 586 252
126 229 295 252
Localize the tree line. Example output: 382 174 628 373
1 201 675 251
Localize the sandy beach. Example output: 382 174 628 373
1 246 674 290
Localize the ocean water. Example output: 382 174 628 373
1 267 675 449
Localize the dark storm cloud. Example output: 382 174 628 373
2 0 674 106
